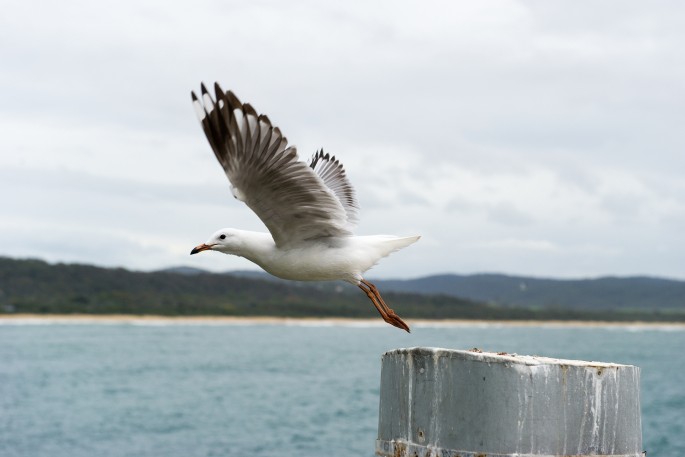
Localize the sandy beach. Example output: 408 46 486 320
1 314 683 329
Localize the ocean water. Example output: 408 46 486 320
1 320 683 457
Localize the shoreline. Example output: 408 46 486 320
1 314 683 329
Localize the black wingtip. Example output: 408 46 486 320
226 90 242 108
214 82 224 98
243 103 258 116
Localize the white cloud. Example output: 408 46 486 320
1 0 684 278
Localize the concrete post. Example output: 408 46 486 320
376 347 642 457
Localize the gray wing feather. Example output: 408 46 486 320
309 150 359 228
192 83 352 247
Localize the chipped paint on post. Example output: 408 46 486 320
376 348 642 457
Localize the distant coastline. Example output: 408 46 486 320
2 314 683 329
3 257 684 323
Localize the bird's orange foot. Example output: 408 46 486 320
384 310 411 333
358 279 411 333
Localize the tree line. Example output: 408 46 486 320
1 257 682 322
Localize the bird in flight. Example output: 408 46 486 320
189 83 419 332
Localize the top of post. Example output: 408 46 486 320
384 346 635 369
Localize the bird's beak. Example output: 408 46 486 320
190 243 214 255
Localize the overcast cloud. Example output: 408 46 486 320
1 0 684 279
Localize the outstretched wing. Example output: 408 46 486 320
192 83 352 247
309 150 359 228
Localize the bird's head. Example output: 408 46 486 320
190 229 243 256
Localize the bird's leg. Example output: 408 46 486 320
358 281 392 324
358 279 410 333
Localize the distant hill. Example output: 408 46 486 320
373 274 685 310
157 266 209 276
1 257 682 321
0 257 487 320
192 269 685 311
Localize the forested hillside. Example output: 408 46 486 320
1 257 683 322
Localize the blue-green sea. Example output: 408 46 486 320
1 320 683 457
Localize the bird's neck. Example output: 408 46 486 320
233 231 276 266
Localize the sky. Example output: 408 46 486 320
1 1 684 279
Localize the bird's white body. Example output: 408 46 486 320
208 229 420 284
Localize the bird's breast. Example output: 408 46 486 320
258 245 362 282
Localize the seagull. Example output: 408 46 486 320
189 83 420 332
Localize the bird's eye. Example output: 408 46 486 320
219 234 226 240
